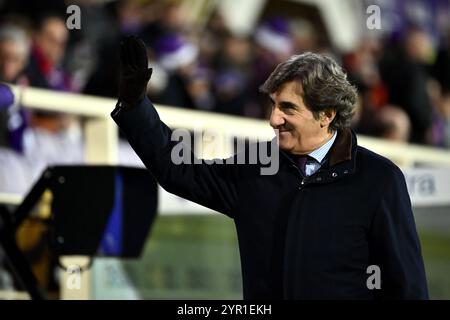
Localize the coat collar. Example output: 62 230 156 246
328 127 354 167
279 127 357 184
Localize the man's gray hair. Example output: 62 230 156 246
260 52 358 132
0 24 31 57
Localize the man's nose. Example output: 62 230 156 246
269 107 284 128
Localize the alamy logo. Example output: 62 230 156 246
170 128 280 175
366 265 381 290
66 5 81 30
366 5 381 30
66 264 81 290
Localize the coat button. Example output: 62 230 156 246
331 172 338 178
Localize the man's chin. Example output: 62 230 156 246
278 141 294 152
275 131 296 151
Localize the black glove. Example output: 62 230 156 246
118 36 153 108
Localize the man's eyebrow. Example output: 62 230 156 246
279 101 299 109
268 97 299 110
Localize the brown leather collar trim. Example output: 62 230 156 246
328 127 353 166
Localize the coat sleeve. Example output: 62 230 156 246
369 165 429 299
111 97 239 218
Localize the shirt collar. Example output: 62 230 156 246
308 131 337 164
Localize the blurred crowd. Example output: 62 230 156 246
0 0 450 194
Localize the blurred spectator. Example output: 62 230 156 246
379 27 436 144
432 34 450 94
345 39 387 108
0 24 30 151
290 18 318 53
251 16 294 118
344 38 398 140
199 10 231 67
0 24 32 194
254 17 294 61
213 35 254 116
117 0 145 35
23 13 83 187
431 31 450 147
26 14 71 90
24 13 75 134
151 33 202 109
373 105 411 142
0 25 30 83
62 1 117 93
84 0 152 99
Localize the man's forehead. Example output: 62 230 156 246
270 80 303 99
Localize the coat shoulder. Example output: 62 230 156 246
356 146 404 181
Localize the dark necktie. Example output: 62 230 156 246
296 155 309 177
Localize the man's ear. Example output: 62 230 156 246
320 109 336 128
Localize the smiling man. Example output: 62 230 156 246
268 81 335 155
112 36 429 299
262 54 346 178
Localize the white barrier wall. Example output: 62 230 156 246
403 168 450 207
